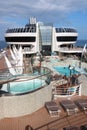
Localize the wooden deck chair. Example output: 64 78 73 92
45 101 61 117
60 99 78 115
63 126 80 130
80 124 87 130
75 98 87 114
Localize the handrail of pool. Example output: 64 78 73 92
0 66 51 84
0 66 52 96
0 84 48 97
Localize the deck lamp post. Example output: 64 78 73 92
79 54 83 68
69 66 75 76
36 52 42 73
69 67 72 76
69 66 73 76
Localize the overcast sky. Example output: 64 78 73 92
0 0 87 40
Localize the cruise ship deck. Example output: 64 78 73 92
0 95 87 130
0 46 87 130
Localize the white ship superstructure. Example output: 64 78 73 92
5 18 40 54
52 27 79 53
5 17 81 56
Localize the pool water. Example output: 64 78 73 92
50 58 60 63
2 79 46 94
54 66 80 76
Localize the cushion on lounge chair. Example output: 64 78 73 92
80 124 87 130
63 126 80 130
75 99 87 114
45 101 61 117
60 100 78 115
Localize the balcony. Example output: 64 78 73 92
58 47 83 53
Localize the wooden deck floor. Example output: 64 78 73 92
0 96 87 130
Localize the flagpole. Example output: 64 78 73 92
79 44 87 68
79 53 82 68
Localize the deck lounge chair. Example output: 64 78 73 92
45 101 61 117
80 124 87 130
60 99 78 115
75 99 87 114
63 126 80 130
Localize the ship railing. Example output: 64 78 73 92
23 48 36 54
52 83 81 99
58 47 83 52
56 28 77 33
6 26 36 33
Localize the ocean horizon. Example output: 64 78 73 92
0 39 87 50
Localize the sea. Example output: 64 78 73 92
0 40 87 50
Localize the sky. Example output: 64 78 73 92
0 0 87 40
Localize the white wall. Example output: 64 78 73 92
0 85 52 119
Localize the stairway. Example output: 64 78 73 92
23 57 33 74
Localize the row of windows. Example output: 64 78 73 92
56 36 77 42
5 36 77 43
25 24 36 28
56 28 77 33
5 37 36 42
6 26 36 33
42 45 51 50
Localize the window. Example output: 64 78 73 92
56 36 77 42
5 36 36 42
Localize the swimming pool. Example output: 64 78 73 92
2 79 46 94
54 66 80 76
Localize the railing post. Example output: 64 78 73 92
25 125 34 130
79 84 82 96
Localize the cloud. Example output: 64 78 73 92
0 0 87 39
0 0 87 18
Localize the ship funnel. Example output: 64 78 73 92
30 17 36 24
